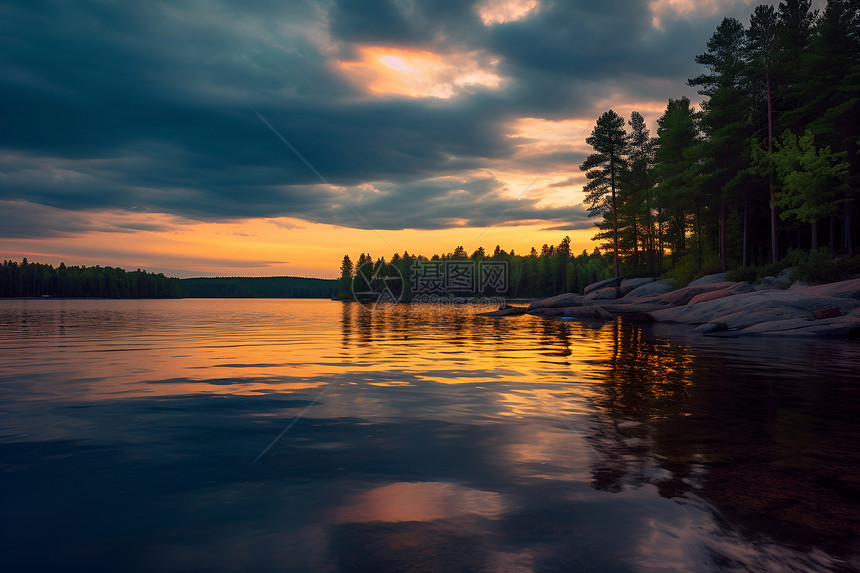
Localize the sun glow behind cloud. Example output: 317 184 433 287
338 46 503 99
476 0 539 25
502 117 596 209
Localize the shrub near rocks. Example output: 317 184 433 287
726 250 860 287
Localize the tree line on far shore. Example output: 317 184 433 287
337 238 615 300
180 276 337 298
0 259 181 298
0 259 340 299
581 0 859 284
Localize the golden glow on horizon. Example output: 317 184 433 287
3 208 598 278
477 0 539 25
337 46 503 99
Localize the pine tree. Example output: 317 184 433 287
790 0 860 252
745 4 780 263
622 111 656 273
654 97 701 264
580 110 629 277
689 17 753 271
339 255 353 297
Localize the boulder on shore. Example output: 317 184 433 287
687 272 729 286
515 276 860 338
655 281 742 306
618 277 656 297
583 286 621 301
708 315 860 337
619 280 674 301
647 290 860 338
793 277 860 300
688 288 734 305
583 276 624 295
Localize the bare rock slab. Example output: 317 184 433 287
688 272 729 286
656 282 741 306
583 276 624 295
583 286 621 301
618 277 656 297
793 278 860 300
619 280 674 301
527 293 584 311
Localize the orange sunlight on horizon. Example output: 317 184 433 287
3 211 598 279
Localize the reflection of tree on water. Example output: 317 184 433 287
586 319 860 555
586 319 696 496
339 301 556 356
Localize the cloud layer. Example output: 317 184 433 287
1 0 775 240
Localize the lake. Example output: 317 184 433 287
1 298 859 572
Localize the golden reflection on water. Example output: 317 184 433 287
0 299 700 413
2 299 859 571
591 320 697 420
339 303 624 385
332 482 506 523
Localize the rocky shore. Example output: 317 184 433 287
480 273 860 337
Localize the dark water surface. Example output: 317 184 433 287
2 298 859 572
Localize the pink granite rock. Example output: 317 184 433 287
655 282 740 306
688 288 734 305
792 278 860 300
813 307 842 319
583 286 621 301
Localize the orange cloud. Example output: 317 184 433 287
509 117 595 157
476 0 539 25
337 46 502 99
496 118 594 208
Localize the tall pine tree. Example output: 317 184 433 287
580 110 629 277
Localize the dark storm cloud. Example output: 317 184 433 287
329 0 484 47
485 1 702 81
0 0 760 237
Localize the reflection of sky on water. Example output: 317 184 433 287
1 299 858 572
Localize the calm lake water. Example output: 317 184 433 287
2 298 859 572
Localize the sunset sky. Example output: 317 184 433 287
1 0 801 278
